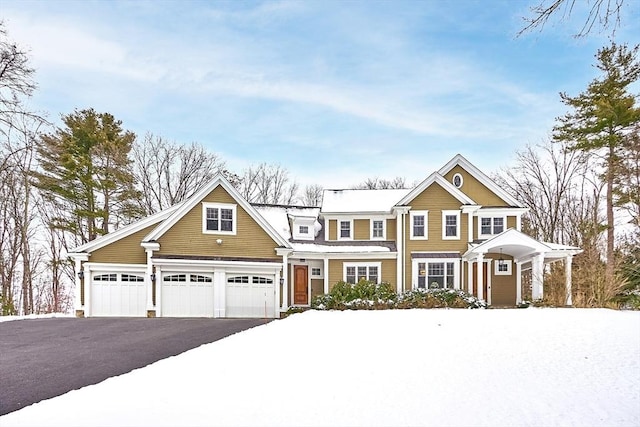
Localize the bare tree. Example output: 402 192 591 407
519 0 627 38
351 176 407 190
132 133 227 214
302 184 324 206
237 163 299 205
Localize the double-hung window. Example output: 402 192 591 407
371 219 385 239
416 260 457 289
202 203 237 235
339 220 352 239
410 211 428 240
344 262 381 284
479 216 505 238
442 210 460 240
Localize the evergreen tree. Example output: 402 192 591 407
33 108 141 244
553 42 640 285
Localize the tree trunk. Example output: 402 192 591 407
606 143 616 286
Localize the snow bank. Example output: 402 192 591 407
1 309 638 427
0 313 74 323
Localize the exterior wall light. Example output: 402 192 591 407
150 273 156 282
216 239 223 245
78 271 84 280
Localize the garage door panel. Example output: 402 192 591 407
91 272 146 317
226 275 275 318
161 273 214 317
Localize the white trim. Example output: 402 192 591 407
370 218 386 240
442 210 461 240
202 202 237 235
338 219 353 241
291 251 397 260
343 262 382 284
478 215 507 239
396 172 476 206
292 217 316 240
437 154 524 208
409 210 429 240
494 259 513 275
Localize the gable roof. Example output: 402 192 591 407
395 172 476 206
438 154 523 207
143 174 291 248
68 203 184 254
321 188 411 214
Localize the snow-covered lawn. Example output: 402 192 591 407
2 309 639 427
0 313 74 323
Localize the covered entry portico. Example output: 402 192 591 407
463 229 582 305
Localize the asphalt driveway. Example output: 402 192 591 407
0 317 270 415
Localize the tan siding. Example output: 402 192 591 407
507 216 516 229
404 183 468 287
90 224 157 264
328 258 396 290
443 165 509 206
354 219 369 240
328 220 337 241
311 279 324 299
486 253 516 305
386 219 396 241
157 186 279 260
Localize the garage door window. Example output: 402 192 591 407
94 273 117 282
253 277 273 284
164 274 186 282
121 274 144 282
191 274 213 282
228 276 249 283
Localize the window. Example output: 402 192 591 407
252 276 273 284
311 267 322 277
479 216 505 237
410 211 428 239
452 173 463 188
344 263 381 284
495 260 512 275
94 273 117 282
227 276 249 283
202 203 237 235
442 210 460 239
164 274 186 282
371 219 385 239
299 225 309 234
339 220 352 239
417 262 456 289
190 275 213 283
121 274 144 282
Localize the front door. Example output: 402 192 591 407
472 262 488 300
294 265 308 305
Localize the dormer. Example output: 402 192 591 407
288 207 322 241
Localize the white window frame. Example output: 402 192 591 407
478 216 507 239
370 219 386 240
442 210 460 240
494 259 513 275
338 219 353 240
202 202 237 235
412 258 460 290
343 262 382 284
452 173 464 188
410 210 429 240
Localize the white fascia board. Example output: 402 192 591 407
478 207 529 215
320 211 395 218
396 173 475 206
67 252 90 261
141 241 160 251
151 257 282 272
469 228 551 256
276 247 294 256
293 251 397 260
69 204 181 254
461 205 482 213
437 154 523 208
83 263 147 271
143 174 291 249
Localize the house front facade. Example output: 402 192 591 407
68 154 581 318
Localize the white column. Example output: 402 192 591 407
145 249 155 312
532 253 544 300
516 262 522 304
565 255 573 306
74 258 83 313
281 252 289 311
467 260 473 294
155 266 163 317
396 210 404 293
516 215 522 231
323 257 329 294
83 263 91 316
467 212 473 242
477 253 484 301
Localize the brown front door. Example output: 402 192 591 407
294 265 308 305
472 262 488 299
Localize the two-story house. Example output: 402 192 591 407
68 154 581 318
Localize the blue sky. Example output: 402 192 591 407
4 0 639 188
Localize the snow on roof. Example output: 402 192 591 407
321 188 411 213
253 206 291 241
291 242 392 253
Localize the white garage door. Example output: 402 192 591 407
162 273 214 317
91 272 146 317
226 275 275 318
